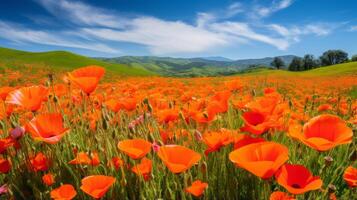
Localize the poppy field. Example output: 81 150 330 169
0 65 356 199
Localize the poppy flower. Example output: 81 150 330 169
25 113 69 144
132 157 152 181
42 173 55 186
0 137 16 154
269 191 296 200
0 86 14 101
203 129 234 155
69 152 99 166
118 139 151 159
30 152 49 172
185 180 208 197
5 86 48 112
275 164 323 194
68 66 105 95
343 166 356 187
0 158 11 174
317 104 332 112
233 134 265 150
229 142 288 179
289 114 353 151
240 110 279 135
50 184 77 200
157 145 201 174
80 175 116 199
109 157 124 170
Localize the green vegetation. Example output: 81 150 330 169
0 47 155 76
239 62 357 77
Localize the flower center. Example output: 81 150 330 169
291 183 301 189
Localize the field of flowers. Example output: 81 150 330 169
0 65 356 199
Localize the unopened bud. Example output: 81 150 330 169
324 156 333 166
10 126 25 140
327 184 336 194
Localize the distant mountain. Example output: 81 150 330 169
197 56 233 62
96 55 296 77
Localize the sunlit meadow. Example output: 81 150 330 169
0 65 355 200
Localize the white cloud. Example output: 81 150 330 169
0 21 120 53
349 26 357 31
36 0 126 28
2 0 335 55
81 17 228 54
210 22 290 50
255 0 294 18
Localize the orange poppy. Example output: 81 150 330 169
132 157 152 181
118 139 151 159
80 175 116 199
229 142 288 179
42 173 55 186
269 191 296 200
0 158 11 174
25 113 69 144
275 164 323 194
5 86 48 112
30 152 49 172
185 180 208 197
68 66 105 95
233 134 265 150
343 166 356 187
240 110 274 135
68 151 99 166
50 184 77 200
317 104 332 112
109 157 124 170
203 129 234 155
0 137 16 154
157 145 201 174
289 114 353 151
0 86 14 101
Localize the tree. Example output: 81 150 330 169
320 50 348 66
288 57 303 71
303 54 317 70
271 57 285 69
352 55 357 62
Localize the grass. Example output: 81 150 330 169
0 47 155 76
239 62 357 77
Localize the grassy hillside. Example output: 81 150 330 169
239 62 357 77
0 47 155 76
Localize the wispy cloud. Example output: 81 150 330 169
253 0 294 18
0 0 338 55
268 23 334 43
349 25 357 31
81 17 228 54
0 21 120 53
35 0 127 28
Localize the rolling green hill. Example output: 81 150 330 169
238 62 357 77
0 47 155 76
96 55 295 77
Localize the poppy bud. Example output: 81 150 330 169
194 130 203 141
327 184 336 194
10 126 25 140
201 161 207 174
0 184 8 195
152 141 160 152
251 89 256 97
324 156 333 166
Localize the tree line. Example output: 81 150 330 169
270 50 356 71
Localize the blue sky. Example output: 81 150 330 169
0 0 356 59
